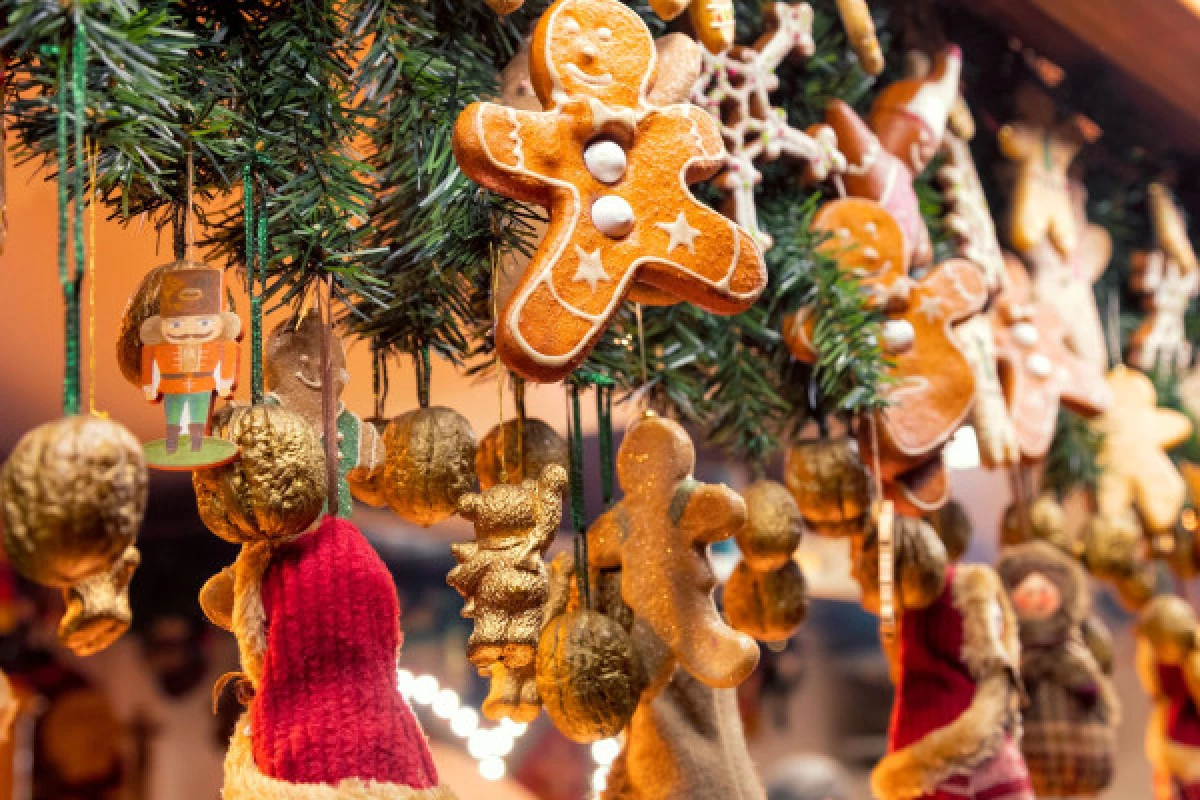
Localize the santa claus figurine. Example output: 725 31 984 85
195 405 454 799
1137 595 1200 800
856 516 1034 800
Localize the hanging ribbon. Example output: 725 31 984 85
56 23 86 416
86 140 100 416
371 344 389 420
317 275 340 514
244 162 268 404
0 52 9 255
566 381 586 533
414 344 431 408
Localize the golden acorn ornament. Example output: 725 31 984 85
193 404 326 543
476 417 568 490
1112 560 1163 613
736 480 804 572
115 258 236 389
383 407 477 526
0 416 147 655
783 437 872 537
536 609 642 743
346 416 389 508
724 559 808 642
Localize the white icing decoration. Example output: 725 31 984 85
862 246 879 261
882 319 915 354
1011 322 1038 348
656 211 701 254
864 221 878 237
1026 353 1053 378
591 195 635 238
573 245 609 292
915 294 943 322
583 139 627 185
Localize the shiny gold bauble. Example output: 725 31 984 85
735 480 804 572
346 417 389 508
1 416 146 587
476 418 568 490
929 499 971 561
536 609 642 743
383 407 477 527
115 259 235 389
1081 510 1145 582
782 437 871 538
193 405 326 543
1112 560 1163 614
724 559 808 642
1138 594 1198 665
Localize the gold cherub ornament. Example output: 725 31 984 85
449 464 568 722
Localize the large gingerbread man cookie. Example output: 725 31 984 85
992 255 1112 461
454 0 766 383
785 198 987 511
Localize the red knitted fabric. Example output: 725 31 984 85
250 515 439 788
889 564 977 751
1158 663 1200 748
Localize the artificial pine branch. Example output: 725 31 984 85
1042 408 1104 498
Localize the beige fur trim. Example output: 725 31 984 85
232 543 274 687
871 673 1014 800
223 715 457 800
1147 703 1200 783
954 565 1020 679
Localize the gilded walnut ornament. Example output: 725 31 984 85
383 407 477 527
783 437 872 537
192 405 326 543
736 480 804 572
723 559 808 643
0 415 147 655
476 418 569 490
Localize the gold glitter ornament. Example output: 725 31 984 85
1137 594 1198 665
0 416 147 655
115 259 236 389
536 609 642 742
736 480 804 572
192 405 326 544
450 464 567 722
783 437 872 537
1081 509 1145 582
930 499 971 561
476 418 568 490
1000 493 1071 552
346 417 389 508
856 516 948 614
723 559 808 642
382 407 477 527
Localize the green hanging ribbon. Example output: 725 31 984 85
56 23 86 417
566 382 587 533
245 163 268 404
597 382 614 506
414 345 431 408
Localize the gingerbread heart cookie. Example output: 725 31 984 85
785 198 987 498
1093 366 1193 533
454 0 766 383
992 254 1112 461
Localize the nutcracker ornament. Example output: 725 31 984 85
997 542 1118 798
264 310 383 517
448 464 568 722
139 266 242 470
856 517 1033 800
196 405 453 800
1137 595 1200 800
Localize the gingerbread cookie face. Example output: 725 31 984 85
587 414 759 688
455 0 766 382
1130 183 1200 374
1093 366 1193 533
690 3 845 249
992 255 1112 461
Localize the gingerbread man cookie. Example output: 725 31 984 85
869 46 962 179
454 0 766 383
1130 183 1200 374
784 198 987 512
588 413 760 688
992 254 1112 461
1023 183 1112 372
999 84 1095 259
1093 366 1193 533
648 0 736 54
689 2 846 249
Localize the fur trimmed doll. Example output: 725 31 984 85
856 516 1033 800
195 405 454 800
1137 595 1200 800
997 542 1119 798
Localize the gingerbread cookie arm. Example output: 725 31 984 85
957 314 1020 467
453 103 562 205
919 257 989 322
648 0 689 21
676 482 747 545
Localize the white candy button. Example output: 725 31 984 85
584 139 627 185
1026 353 1052 378
592 195 635 238
882 319 916 354
1012 322 1038 348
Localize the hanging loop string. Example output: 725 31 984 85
566 382 586 533
56 22 87 416
317 275 340 514
86 140 101 416
245 162 269 404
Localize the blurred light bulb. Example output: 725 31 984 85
396 669 414 695
479 757 506 782
432 688 460 719
591 738 620 766
451 707 479 738
411 675 439 705
467 730 490 760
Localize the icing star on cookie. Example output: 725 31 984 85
454 0 766 383
992 255 1112 461
1093 366 1193 533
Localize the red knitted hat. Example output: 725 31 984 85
244 515 443 794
